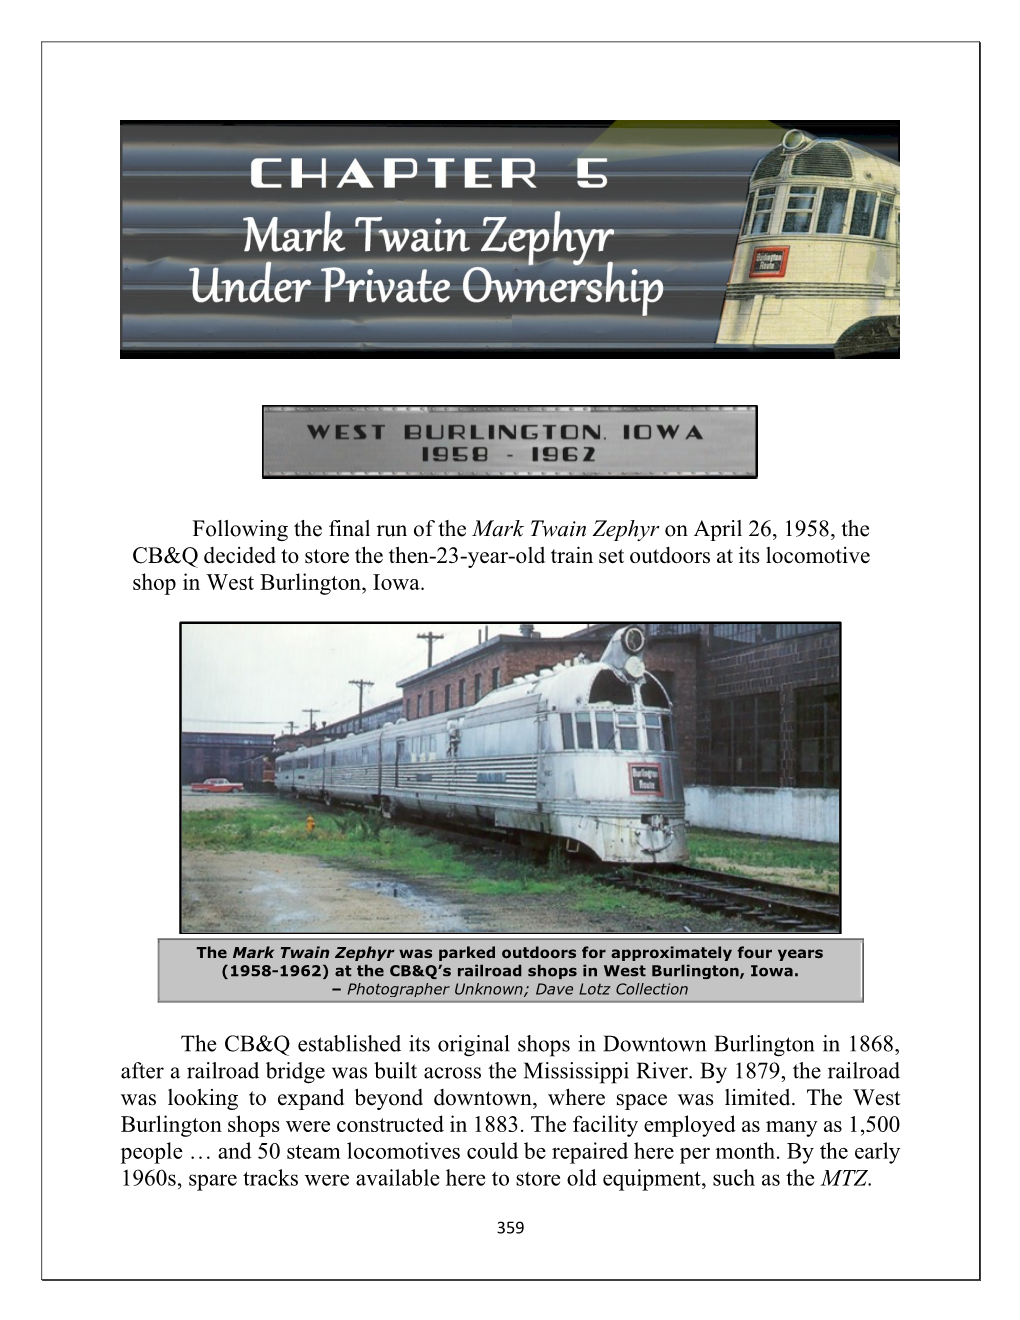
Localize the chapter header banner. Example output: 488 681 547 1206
121 120 899 358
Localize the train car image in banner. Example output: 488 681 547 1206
717 130 899 356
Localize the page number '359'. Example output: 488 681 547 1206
497 1222 525 1235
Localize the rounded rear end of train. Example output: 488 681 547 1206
717 129 899 353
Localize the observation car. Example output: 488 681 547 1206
717 129 899 352
275 626 689 865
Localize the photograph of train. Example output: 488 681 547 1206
181 622 841 936
717 128 899 356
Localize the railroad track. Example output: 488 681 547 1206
601 863 841 933
316 808 840 932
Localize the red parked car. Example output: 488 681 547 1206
190 778 244 794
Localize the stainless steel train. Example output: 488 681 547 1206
275 626 690 865
717 129 899 354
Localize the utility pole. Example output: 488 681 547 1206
302 708 320 734
349 679 374 730
417 630 444 668
285 721 296 735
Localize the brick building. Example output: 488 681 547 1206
274 699 404 756
694 625 840 790
181 731 276 788
397 631 602 727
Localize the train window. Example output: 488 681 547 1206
618 712 639 751
645 713 664 752
589 670 633 705
850 190 877 236
747 187 775 235
596 712 616 750
576 714 594 750
560 714 575 750
782 186 817 233
640 677 670 709
740 194 754 236
816 187 849 234
875 197 893 241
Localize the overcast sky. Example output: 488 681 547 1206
182 623 586 733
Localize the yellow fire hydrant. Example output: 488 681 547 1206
306 815 315 834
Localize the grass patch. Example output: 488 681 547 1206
182 797 816 926
687 828 839 893
182 801 476 879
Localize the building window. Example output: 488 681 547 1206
428 690 434 715
416 694 422 718
458 678 466 708
710 693 781 787
406 699 412 719
474 673 482 703
491 667 500 691
796 685 840 788
444 684 451 711
710 623 838 653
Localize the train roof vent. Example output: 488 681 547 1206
751 147 785 181
792 143 852 178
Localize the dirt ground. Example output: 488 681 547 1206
180 791 699 936
181 848 689 936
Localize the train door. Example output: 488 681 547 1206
375 732 384 799
446 719 462 793
534 704 552 810
394 737 405 788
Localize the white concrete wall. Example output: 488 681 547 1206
684 786 839 843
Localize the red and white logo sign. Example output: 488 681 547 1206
749 246 790 278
